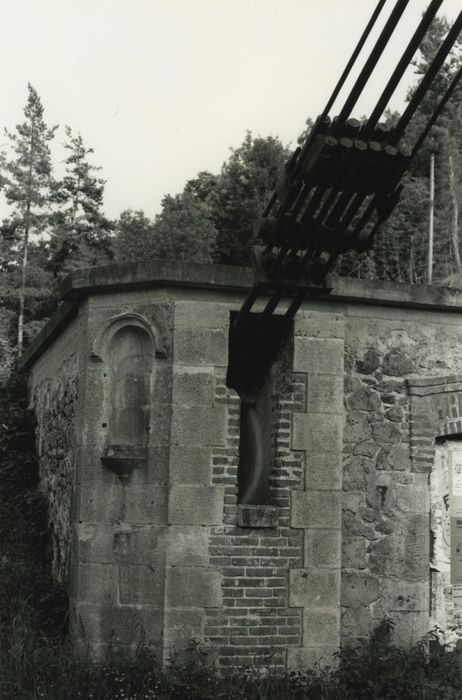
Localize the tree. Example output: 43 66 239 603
211 132 290 265
151 191 217 263
112 134 290 267
113 209 156 263
47 126 113 278
335 16 462 285
401 15 462 283
1 84 57 354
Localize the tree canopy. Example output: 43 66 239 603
2 34 462 365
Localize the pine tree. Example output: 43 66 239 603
47 126 113 278
1 84 57 354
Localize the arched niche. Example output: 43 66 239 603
90 312 166 364
108 325 153 446
100 320 155 481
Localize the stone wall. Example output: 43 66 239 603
33 355 78 583
22 263 462 667
342 309 462 645
71 296 174 660
29 315 81 584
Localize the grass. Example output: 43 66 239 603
2 616 462 699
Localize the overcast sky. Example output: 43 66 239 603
1 0 460 221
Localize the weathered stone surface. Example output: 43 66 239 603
166 567 223 608
353 440 378 457
293 337 344 375
294 312 345 339
174 301 229 329
307 374 344 414
291 491 341 529
341 572 381 607
376 444 409 471
382 348 414 376
74 563 117 605
75 522 166 565
372 580 428 616
347 388 382 412
385 405 404 422
305 529 341 568
123 486 169 523
119 564 164 605
164 609 204 657
290 569 340 608
343 509 377 540
74 603 163 646
371 421 402 444
173 328 228 367
368 514 428 581
356 348 380 375
343 491 362 514
168 485 224 525
342 537 367 569
149 403 173 447
113 524 167 564
344 411 371 444
169 446 212 484
302 610 340 646
341 606 372 638
75 484 168 524
305 452 343 491
344 375 362 393
171 405 227 447
150 361 172 401
145 445 170 484
172 367 215 405
75 523 114 563
394 482 429 513
292 413 343 453
343 457 373 491
166 526 209 566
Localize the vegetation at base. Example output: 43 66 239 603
1 620 462 699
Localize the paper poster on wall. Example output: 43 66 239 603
450 448 462 584
453 453 462 496
450 448 462 518
451 518 462 584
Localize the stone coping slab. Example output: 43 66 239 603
21 260 462 369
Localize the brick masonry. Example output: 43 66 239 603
205 363 306 669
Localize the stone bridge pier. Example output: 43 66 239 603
23 261 462 667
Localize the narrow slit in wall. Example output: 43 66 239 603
227 311 293 505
